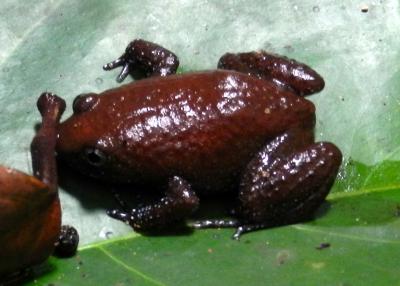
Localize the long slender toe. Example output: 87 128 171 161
103 57 125 70
116 64 131 82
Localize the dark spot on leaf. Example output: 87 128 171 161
276 250 290 265
212 233 221 239
284 45 294 53
316 242 331 250
395 205 400 217
361 5 369 13
312 6 320 13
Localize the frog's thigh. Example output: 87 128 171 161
108 176 199 230
238 141 342 225
217 51 324 96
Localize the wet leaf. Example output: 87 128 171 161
0 0 399 285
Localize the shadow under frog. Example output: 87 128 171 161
41 39 342 239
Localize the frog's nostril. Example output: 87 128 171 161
84 148 106 166
73 93 99 114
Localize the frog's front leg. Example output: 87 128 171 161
218 51 325 96
103 39 179 82
32 93 79 257
108 176 199 230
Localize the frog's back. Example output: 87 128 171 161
58 70 315 193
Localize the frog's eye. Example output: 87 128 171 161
73 93 99 114
83 148 106 167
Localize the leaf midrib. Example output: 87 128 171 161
327 184 400 200
98 246 166 286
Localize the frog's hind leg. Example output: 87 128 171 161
234 129 342 239
107 176 199 231
103 39 179 82
218 51 325 96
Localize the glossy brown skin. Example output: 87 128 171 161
103 39 179 82
218 51 325 96
0 166 60 278
57 70 316 193
56 39 341 237
0 93 78 281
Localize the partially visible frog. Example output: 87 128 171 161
0 94 78 282
40 39 341 239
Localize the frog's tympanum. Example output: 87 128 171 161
0 94 78 282
41 39 342 239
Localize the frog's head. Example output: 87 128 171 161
56 93 122 181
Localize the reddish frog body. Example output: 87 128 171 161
0 94 78 282
44 39 342 238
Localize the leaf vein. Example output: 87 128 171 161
328 184 400 200
292 225 400 244
98 246 166 286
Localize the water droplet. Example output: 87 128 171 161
95 77 103 84
284 45 295 53
312 5 320 12
361 4 369 13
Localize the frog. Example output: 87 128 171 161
0 94 78 282
39 39 342 239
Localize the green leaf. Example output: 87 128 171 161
1 0 399 285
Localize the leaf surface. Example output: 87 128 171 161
0 1 399 285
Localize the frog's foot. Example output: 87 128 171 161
53 225 79 258
103 56 131 83
192 219 240 229
238 134 342 228
107 176 199 230
103 39 179 82
191 219 270 240
218 51 324 96
192 219 242 239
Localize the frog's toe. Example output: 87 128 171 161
191 219 240 229
116 63 131 82
191 219 268 240
107 208 130 223
232 223 268 240
103 56 126 70
103 56 132 82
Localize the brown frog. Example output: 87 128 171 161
40 39 342 239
